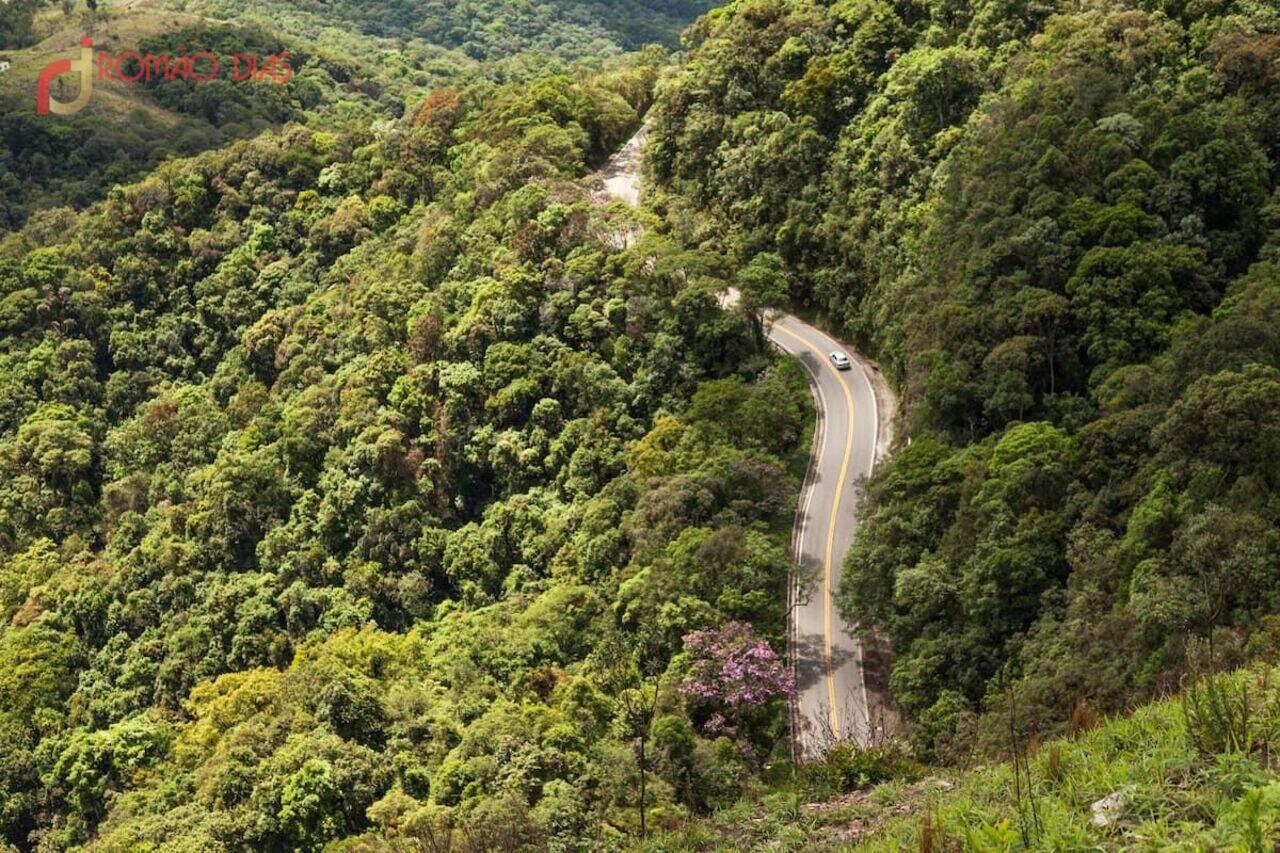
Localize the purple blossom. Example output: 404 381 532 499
679 622 795 713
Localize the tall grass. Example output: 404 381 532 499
1181 671 1256 756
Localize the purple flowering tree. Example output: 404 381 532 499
679 621 795 735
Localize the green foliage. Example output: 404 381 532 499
798 741 922 800
912 689 979 765
649 0 1280 749
0 0 680 230
0 41 810 848
0 0 42 50
0 9 418 231
650 664 1280 850
1181 671 1265 757
182 0 712 59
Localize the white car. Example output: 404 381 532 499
829 351 852 371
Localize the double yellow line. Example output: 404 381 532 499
771 323 857 741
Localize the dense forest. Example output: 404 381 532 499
648 0 1280 759
3 0 715 55
0 39 815 850
0 0 432 231
5 0 1280 847
0 0 716 231
178 0 716 59
0 16 404 232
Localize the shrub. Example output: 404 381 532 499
1182 673 1255 757
799 742 923 799
912 690 978 764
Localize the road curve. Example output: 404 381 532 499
597 126 885 758
768 314 879 756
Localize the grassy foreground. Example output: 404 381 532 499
643 665 1280 850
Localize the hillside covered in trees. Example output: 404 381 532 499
0 0 717 230
4 0 1280 847
179 0 716 59
0 11 409 231
0 42 816 849
647 0 1280 788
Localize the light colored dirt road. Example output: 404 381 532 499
598 123 647 206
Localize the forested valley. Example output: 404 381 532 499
0 0 716 230
0 10 808 847
3 0 1280 848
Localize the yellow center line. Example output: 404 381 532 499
770 321 857 741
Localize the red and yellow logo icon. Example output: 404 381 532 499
37 37 94 116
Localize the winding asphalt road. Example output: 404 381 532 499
599 126 885 757
769 315 880 756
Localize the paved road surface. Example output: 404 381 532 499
768 314 880 756
598 126 886 757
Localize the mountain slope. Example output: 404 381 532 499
178 0 714 58
646 0 1280 754
645 664 1280 850
0 44 821 848
0 4 424 230
0 0 712 231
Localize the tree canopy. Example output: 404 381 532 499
647 0 1280 756
0 45 809 848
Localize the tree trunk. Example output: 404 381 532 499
638 737 647 838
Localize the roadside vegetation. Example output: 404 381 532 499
645 663 1280 849
633 0 1280 845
